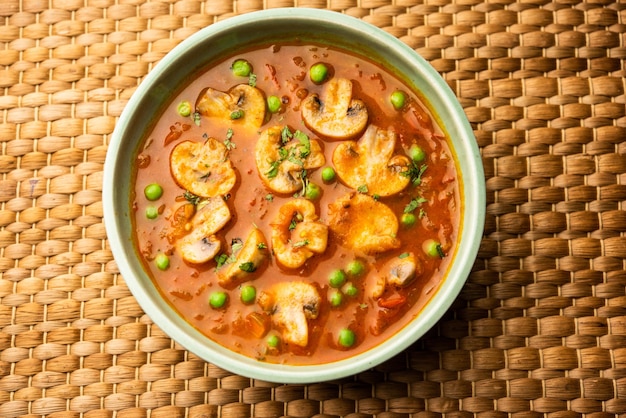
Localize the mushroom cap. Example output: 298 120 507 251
263 281 321 347
217 228 268 287
270 198 328 269
175 197 232 265
301 78 368 140
170 138 236 198
255 126 325 194
333 124 411 197
177 233 221 265
385 252 423 288
328 192 400 255
196 84 266 130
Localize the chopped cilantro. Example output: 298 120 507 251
266 160 280 179
224 128 236 150
357 184 368 194
239 262 256 273
398 252 410 259
248 73 257 87
294 130 311 159
192 111 201 126
215 253 229 269
404 196 427 213
230 109 244 120
265 193 274 201
402 162 428 186
292 239 309 248
257 242 267 250
183 191 201 206
281 126 293 143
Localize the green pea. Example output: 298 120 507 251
345 259 365 277
240 285 256 304
329 269 347 288
423 239 443 258
329 290 343 307
230 109 244 120
145 205 159 220
304 182 321 200
155 253 169 271
310 63 329 84
209 291 228 309
401 213 417 228
144 183 163 201
338 328 356 348
232 59 252 77
343 282 358 297
321 166 336 183
390 90 406 110
177 100 192 117
267 334 280 348
267 95 281 113
409 144 426 163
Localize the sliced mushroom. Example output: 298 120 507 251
196 84 266 130
259 281 321 347
270 198 328 269
386 252 422 288
328 192 400 255
177 233 221 264
333 124 411 197
176 197 231 264
255 125 325 194
301 78 368 140
217 228 269 287
170 138 236 198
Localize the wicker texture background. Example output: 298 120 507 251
0 0 625 417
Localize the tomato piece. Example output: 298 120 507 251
377 295 407 309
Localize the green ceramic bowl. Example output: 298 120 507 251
103 8 485 383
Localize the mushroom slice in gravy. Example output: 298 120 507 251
259 281 321 347
255 126 325 194
175 197 231 264
170 138 236 198
217 228 269 287
301 78 368 140
270 198 328 269
328 192 400 255
196 84 266 130
333 125 411 197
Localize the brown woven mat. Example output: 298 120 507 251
1 0 625 416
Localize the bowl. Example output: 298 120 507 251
103 8 485 383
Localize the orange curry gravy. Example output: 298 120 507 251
133 42 460 365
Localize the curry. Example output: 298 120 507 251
132 42 460 364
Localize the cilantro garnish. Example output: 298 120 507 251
404 196 427 213
230 110 244 120
224 128 236 150
192 111 201 126
183 191 201 206
239 262 256 273
292 239 309 248
248 73 257 87
402 162 428 186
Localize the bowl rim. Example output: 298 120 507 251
103 7 485 384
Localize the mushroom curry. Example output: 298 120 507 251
132 42 460 364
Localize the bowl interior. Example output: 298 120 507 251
103 8 485 383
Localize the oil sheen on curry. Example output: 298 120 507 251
133 42 460 365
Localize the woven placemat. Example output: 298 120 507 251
1 0 625 416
